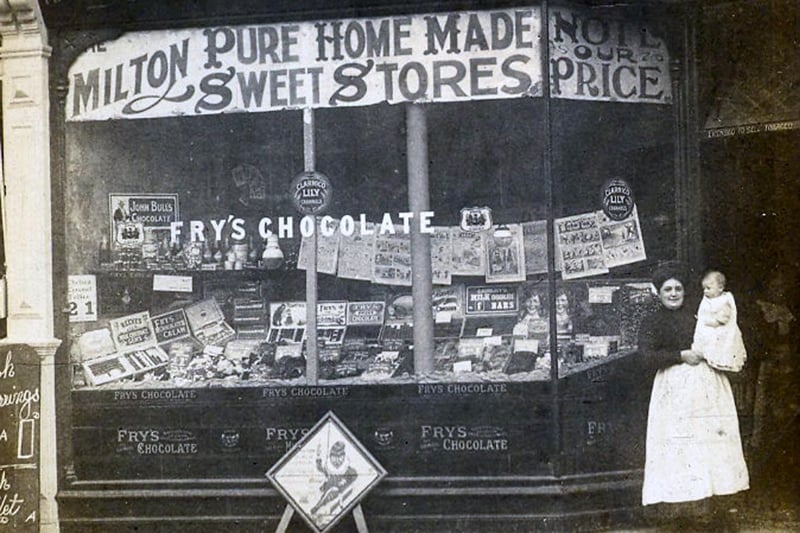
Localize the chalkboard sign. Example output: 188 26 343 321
0 345 40 530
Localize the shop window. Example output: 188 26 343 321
63 5 676 392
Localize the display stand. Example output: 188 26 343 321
275 503 369 533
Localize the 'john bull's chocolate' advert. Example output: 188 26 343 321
67 8 543 121
109 194 179 232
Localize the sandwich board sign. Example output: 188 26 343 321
266 411 386 533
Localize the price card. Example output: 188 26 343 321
483 335 503 346
68 275 98 323
435 311 453 324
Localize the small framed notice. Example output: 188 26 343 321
68 275 98 323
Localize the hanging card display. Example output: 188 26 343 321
555 213 609 280
372 229 412 286
337 223 376 281
596 206 647 268
451 229 485 277
522 220 548 275
485 224 526 283
297 217 340 275
431 227 453 285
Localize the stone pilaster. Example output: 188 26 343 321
0 1 62 531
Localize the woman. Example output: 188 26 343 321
554 289 574 336
513 290 548 341
638 264 749 522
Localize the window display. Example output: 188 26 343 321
62 4 675 395
67 106 668 390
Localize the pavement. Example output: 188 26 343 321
612 413 800 533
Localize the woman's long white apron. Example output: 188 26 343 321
642 361 749 505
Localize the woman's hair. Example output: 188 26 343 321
652 261 688 291
519 290 542 319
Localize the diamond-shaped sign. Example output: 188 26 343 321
266 412 386 533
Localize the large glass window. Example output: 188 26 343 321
63 4 677 393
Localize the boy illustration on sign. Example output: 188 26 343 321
113 200 129 222
310 440 357 517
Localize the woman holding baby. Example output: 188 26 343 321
638 262 749 529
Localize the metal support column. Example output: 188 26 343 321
406 103 434 374
303 108 319 384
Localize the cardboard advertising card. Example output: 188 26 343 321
185 298 235 346
555 212 609 279
346 302 385 326
372 229 412 286
521 220 548 275
268 302 307 343
451 229 486 277
297 217 341 275
109 193 179 249
109 311 157 352
345 301 385 341
337 223 376 281
317 301 348 345
485 223 526 283
432 285 465 339
431 226 453 285
151 308 192 345
382 293 415 341
596 206 647 268
465 285 519 316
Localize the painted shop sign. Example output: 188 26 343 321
704 119 800 139
65 6 670 121
419 424 509 452
115 428 199 455
548 7 672 104
0 345 40 531
67 7 544 120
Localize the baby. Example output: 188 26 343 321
692 270 747 372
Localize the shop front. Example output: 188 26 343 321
8 0 700 530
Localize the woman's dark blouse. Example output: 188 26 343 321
637 304 696 370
